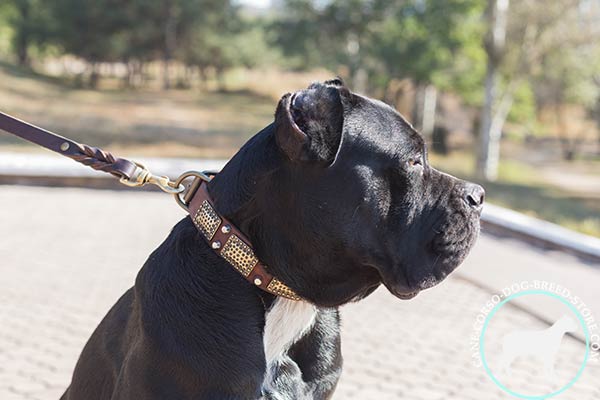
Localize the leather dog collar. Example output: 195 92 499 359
188 183 302 301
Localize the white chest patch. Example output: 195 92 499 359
263 297 317 365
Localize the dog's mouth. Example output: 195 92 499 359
385 284 420 300
378 213 480 302
395 291 419 300
380 276 421 300
430 212 480 269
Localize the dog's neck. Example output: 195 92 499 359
208 124 380 307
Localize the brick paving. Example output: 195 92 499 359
0 186 598 399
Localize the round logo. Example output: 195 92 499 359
479 290 590 399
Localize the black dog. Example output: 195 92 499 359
61 79 483 399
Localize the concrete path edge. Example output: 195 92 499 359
1 152 599 262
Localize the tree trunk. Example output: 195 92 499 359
412 83 425 131
162 58 171 90
421 84 437 140
162 1 178 90
140 62 147 86
555 104 581 161
594 96 600 156
184 65 192 88
123 60 133 88
478 60 497 180
477 0 510 181
486 87 513 179
345 34 366 93
16 35 29 67
89 62 100 89
352 67 368 95
432 126 449 154
14 0 31 67
197 66 208 90
216 67 227 91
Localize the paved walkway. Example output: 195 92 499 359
0 186 599 399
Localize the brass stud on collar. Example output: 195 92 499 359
254 277 262 286
211 240 221 249
60 142 70 151
221 224 231 234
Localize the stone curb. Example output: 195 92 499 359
481 204 600 263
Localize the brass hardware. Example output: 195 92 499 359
173 170 217 211
221 235 258 277
267 278 301 301
119 161 185 194
60 142 70 151
166 167 302 301
194 200 222 240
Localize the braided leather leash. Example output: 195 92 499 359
0 111 189 193
69 143 126 177
0 111 303 300
0 112 138 179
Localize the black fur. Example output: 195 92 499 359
61 79 482 399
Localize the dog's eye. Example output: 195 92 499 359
408 157 423 167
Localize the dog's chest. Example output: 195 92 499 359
261 298 317 392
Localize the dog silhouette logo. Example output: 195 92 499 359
500 314 578 382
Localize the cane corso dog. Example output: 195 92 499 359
61 79 484 400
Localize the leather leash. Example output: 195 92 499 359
0 111 185 193
0 111 302 301
0 112 138 180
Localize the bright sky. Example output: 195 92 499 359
236 0 272 9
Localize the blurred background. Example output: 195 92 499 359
1 1 600 400
0 0 598 237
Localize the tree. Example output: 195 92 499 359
3 0 53 67
477 0 509 181
277 0 485 140
368 0 484 137
48 0 131 87
593 75 600 155
272 0 391 92
477 0 600 179
126 0 233 89
178 1 263 89
45 0 235 89
273 0 484 139
534 46 600 160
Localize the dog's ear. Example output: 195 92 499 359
323 77 344 87
274 81 346 163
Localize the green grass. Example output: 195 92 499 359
429 152 600 237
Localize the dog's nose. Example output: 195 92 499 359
464 183 485 209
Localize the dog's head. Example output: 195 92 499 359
217 79 483 306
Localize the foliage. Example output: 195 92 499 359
268 0 326 69
370 0 484 85
180 11 275 75
272 0 486 99
0 0 599 150
1 0 55 65
498 1 600 127
0 0 256 85
0 3 12 56
48 0 130 63
506 81 535 126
